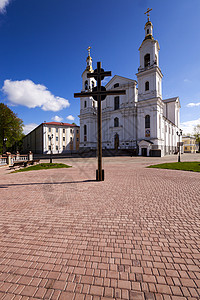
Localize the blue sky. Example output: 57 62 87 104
0 0 200 135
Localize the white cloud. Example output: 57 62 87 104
187 102 200 107
2 79 70 112
52 115 63 122
183 79 191 83
0 0 11 13
23 123 38 135
180 118 200 135
66 115 75 121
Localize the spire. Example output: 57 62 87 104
144 8 153 40
86 46 93 72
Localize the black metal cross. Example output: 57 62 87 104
74 61 126 181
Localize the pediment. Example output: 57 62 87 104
106 75 137 89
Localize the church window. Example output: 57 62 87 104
84 125 87 135
155 55 157 65
84 101 87 108
114 96 120 110
114 83 119 88
147 29 149 34
145 81 149 91
85 80 88 90
145 115 150 128
144 53 150 67
114 117 119 127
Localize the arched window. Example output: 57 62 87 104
114 96 119 110
114 83 119 88
145 115 150 128
85 80 88 90
84 125 87 141
84 125 87 135
145 81 149 91
114 117 119 127
144 53 150 67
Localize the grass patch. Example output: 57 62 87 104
12 163 72 173
148 161 200 172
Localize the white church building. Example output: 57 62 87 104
78 14 181 157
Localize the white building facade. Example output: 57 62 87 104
23 122 80 154
79 18 181 157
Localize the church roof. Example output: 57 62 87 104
44 122 78 127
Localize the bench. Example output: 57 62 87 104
9 159 40 169
9 161 26 170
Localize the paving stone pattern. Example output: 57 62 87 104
0 156 199 299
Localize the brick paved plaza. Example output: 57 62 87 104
0 154 199 299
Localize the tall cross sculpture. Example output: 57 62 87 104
74 61 126 181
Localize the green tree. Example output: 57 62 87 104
0 103 24 154
194 124 200 152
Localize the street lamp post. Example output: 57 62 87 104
48 134 53 163
176 129 182 162
3 138 7 154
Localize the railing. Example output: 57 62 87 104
0 157 7 165
13 155 28 161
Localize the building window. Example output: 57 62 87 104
92 81 95 88
70 137 73 142
63 137 65 141
147 29 149 34
49 145 51 150
114 96 119 110
114 83 119 88
56 146 58 150
84 101 87 108
56 128 58 133
144 53 150 67
49 128 51 132
56 137 58 142
70 128 73 134
84 125 87 135
77 138 79 142
114 117 119 127
145 81 149 91
85 80 88 90
77 129 79 134
63 129 65 133
63 146 65 150
145 115 150 128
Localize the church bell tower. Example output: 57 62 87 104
79 47 97 149
136 8 163 101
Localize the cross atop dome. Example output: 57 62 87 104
144 8 152 22
87 46 91 58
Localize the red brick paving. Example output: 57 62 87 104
0 155 199 299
